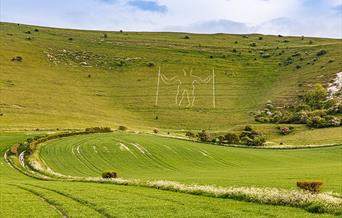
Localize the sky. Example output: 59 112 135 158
1 0 342 38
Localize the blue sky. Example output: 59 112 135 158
1 0 341 38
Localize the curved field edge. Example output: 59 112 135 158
5 131 342 215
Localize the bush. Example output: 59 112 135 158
246 135 266 146
185 131 195 139
217 135 225 144
316 50 327 56
118 126 128 131
244 125 253 131
147 62 155 67
307 115 340 128
102 171 117 179
249 42 257 47
297 181 322 193
224 133 239 144
197 130 210 142
85 127 112 133
278 126 293 135
261 52 270 58
240 126 265 146
11 56 23 62
304 84 328 109
153 129 159 133
184 35 190 39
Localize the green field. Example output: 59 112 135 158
3 132 338 218
39 132 342 193
1 22 342 217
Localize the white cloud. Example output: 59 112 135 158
1 0 341 38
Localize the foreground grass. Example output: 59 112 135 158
3 132 337 217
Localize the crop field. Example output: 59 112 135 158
3 132 338 218
40 132 342 192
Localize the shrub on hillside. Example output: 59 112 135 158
240 126 265 146
197 130 210 142
118 126 128 131
217 135 225 144
240 126 266 146
147 62 155 67
9 144 20 155
153 129 159 133
246 135 266 146
278 126 294 135
261 52 271 58
307 115 340 128
297 181 322 193
11 56 23 62
185 131 195 139
102 171 117 179
224 133 240 144
316 50 327 56
303 84 328 109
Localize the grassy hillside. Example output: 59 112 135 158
3 132 333 218
1 22 341 130
39 132 342 193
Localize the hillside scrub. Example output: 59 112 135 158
207 126 265 146
254 84 342 128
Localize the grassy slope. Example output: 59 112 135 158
2 133 332 218
1 22 342 132
40 132 342 193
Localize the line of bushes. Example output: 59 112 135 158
254 84 341 128
186 126 266 146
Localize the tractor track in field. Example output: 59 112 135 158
95 185 187 206
26 184 115 218
15 185 68 218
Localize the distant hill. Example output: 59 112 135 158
1 22 341 130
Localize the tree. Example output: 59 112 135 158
304 84 328 109
185 131 195 139
197 130 210 142
217 135 225 144
224 133 239 144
